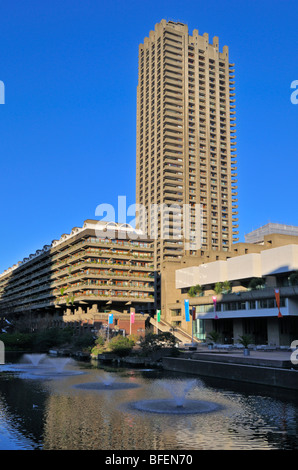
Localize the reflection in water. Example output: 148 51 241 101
1 357 298 450
0 373 47 449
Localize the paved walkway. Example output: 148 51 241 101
189 346 298 369
197 348 293 361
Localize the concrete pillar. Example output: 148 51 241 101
74 306 83 316
265 276 277 287
205 321 214 338
267 318 280 346
92 304 98 314
233 319 244 343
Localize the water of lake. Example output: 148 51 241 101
1 353 298 450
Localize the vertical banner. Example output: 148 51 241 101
192 306 196 321
275 289 283 318
212 296 218 319
184 299 190 322
157 310 161 322
130 310 135 335
191 307 196 346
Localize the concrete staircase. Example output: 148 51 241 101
149 317 199 346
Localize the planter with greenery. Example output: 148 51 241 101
222 280 231 294
213 281 231 295
289 271 298 286
206 330 221 349
248 277 265 290
214 282 223 295
188 284 203 297
237 334 254 356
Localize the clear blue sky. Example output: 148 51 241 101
0 0 297 272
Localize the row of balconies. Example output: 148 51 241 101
0 235 154 288
54 249 153 269
0 256 154 294
1 289 155 312
0 262 54 292
0 267 156 299
1 278 155 304
55 270 154 284
52 237 153 262
55 280 154 292
0 282 52 300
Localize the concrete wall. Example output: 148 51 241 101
227 253 262 281
175 243 298 289
162 357 298 390
267 318 281 346
261 244 298 275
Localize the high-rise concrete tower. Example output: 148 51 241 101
136 20 238 280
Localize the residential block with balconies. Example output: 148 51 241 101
136 20 238 272
0 220 154 334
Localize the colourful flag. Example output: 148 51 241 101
108 313 113 324
157 310 161 322
275 289 283 318
130 311 135 324
192 306 196 321
184 299 190 322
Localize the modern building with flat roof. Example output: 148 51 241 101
159 233 298 347
245 223 298 244
0 220 154 335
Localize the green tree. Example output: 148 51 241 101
207 330 221 344
188 284 203 297
139 332 176 354
237 334 254 348
248 277 265 290
222 280 231 293
0 332 34 351
214 282 223 294
108 335 135 357
73 331 95 350
289 271 298 286
66 295 75 306
88 335 106 356
32 327 74 351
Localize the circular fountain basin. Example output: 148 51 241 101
31 369 85 377
12 356 85 378
9 354 48 370
132 398 221 414
74 382 141 391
